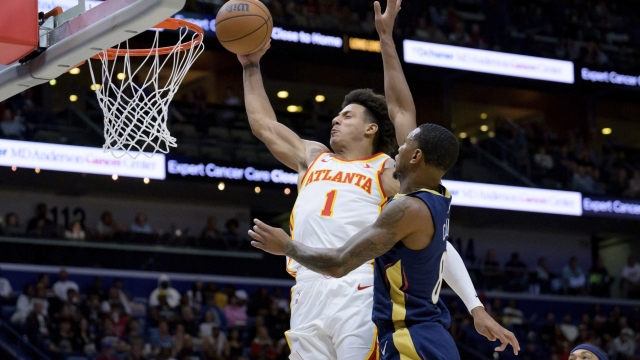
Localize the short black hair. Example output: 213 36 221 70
413 123 459 172
342 89 396 155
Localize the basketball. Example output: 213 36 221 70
215 0 273 55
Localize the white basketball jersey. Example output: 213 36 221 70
288 151 392 278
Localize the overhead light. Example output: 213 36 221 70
11 166 16 171
488 131 495 138
470 137 478 144
49 79 57 86
480 125 489 132
287 105 303 113
90 84 102 91
218 182 225 190
143 177 150 184
35 168 40 174
602 128 612 135
277 91 289 98
112 174 118 180
284 188 291 195
69 95 78 102
69 67 80 75
117 73 126 80
255 186 261 194
480 113 488 119
315 95 325 102
459 132 468 139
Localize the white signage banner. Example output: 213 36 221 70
167 160 298 185
442 180 583 216
271 27 343 48
580 67 640 87
0 139 165 179
403 40 575 84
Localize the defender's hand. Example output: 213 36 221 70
248 218 291 256
238 40 271 67
471 307 520 355
373 0 402 37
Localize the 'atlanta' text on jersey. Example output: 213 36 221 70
304 169 374 194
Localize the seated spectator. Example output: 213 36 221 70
186 280 205 312
77 317 97 356
11 284 35 324
608 169 629 196
53 268 79 302
174 333 197 360
621 255 640 299
3 212 23 236
609 328 635 359
49 319 77 355
200 216 222 246
249 287 271 317
149 274 181 308
207 282 228 310
150 292 179 328
64 220 86 241
534 146 554 171
86 276 105 301
125 319 144 349
572 166 596 193
481 249 502 290
203 325 228 358
504 252 528 292
521 341 545 360
96 211 120 239
130 213 152 234
102 287 132 315
100 318 130 353
588 257 613 297
502 300 525 327
0 265 14 304
180 305 200 337
251 326 276 359
26 203 54 235
224 295 248 327
271 287 290 314
96 341 119 360
124 343 145 360
113 278 146 317
150 320 173 352
560 314 579 343
199 310 222 338
226 328 244 359
563 257 586 295
626 170 640 198
223 218 243 249
24 301 51 349
534 257 556 294
0 108 27 139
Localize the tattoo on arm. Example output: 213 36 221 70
302 147 324 168
284 199 412 277
243 63 260 70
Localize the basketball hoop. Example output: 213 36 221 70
88 18 204 158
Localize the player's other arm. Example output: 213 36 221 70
248 197 425 277
374 0 416 145
238 41 328 171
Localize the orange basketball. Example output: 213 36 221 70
215 0 273 55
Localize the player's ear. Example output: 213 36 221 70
364 122 378 136
410 149 422 164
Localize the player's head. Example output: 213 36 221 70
331 89 396 155
393 123 459 181
569 344 608 360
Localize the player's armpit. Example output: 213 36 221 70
379 168 400 197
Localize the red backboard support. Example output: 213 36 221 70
0 0 39 65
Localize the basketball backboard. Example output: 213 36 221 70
0 0 186 102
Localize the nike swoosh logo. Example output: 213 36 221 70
357 284 373 290
381 341 387 356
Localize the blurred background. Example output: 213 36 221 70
1 0 640 359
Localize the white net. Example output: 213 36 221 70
88 24 204 158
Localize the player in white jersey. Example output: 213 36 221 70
237 1 513 357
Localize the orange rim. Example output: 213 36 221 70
91 18 204 60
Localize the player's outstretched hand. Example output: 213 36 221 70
471 307 520 355
238 40 271 67
248 218 291 256
373 0 402 37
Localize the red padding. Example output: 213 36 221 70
0 0 39 65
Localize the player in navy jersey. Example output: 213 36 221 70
248 122 520 359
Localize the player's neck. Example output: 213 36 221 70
333 145 375 161
399 174 442 194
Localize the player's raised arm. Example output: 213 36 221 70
248 196 425 277
374 0 416 145
238 41 328 172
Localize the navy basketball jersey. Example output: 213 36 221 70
372 186 452 328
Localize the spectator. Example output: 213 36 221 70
200 216 222 246
53 268 79 302
64 220 86 241
534 146 554 170
251 326 276 359
186 280 205 312
4 212 22 236
226 328 244 359
608 169 629 196
626 170 640 198
173 333 196 360
588 257 613 297
223 87 242 107
96 211 120 239
150 320 173 351
26 203 56 237
223 218 243 249
96 342 119 360
199 310 222 338
0 266 13 304
572 166 596 193
102 287 132 315
271 287 290 314
203 325 228 358
113 278 146 316
11 284 34 324
149 274 181 308
621 256 640 299
534 257 555 294
125 344 145 360
24 301 51 348
180 306 199 337
0 108 27 139
563 257 586 295
150 292 179 328
224 295 248 327
49 319 77 355
560 314 579 343
481 249 502 290
502 300 525 327
77 317 97 356
125 319 145 349
504 252 528 292
521 341 545 360
130 213 152 234
609 328 635 359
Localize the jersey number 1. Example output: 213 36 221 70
320 190 338 217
